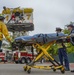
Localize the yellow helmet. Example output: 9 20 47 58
0 14 5 20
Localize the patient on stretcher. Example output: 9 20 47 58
14 33 68 45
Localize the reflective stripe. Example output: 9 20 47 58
6 35 12 42
6 35 11 39
0 32 10 38
0 32 12 42
0 14 3 16
0 32 2 34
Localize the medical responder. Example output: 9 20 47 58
67 24 74 72
56 27 70 71
0 14 12 48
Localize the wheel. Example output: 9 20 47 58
61 70 65 74
27 58 31 64
27 68 31 74
61 67 65 74
53 69 56 72
15 61 18 64
24 66 27 71
40 58 45 63
21 58 26 64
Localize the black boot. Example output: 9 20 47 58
71 70 74 72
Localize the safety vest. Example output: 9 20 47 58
57 44 63 48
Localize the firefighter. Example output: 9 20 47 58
56 27 70 71
2 6 11 14
67 24 74 72
0 14 12 48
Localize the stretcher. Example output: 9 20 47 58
13 33 73 74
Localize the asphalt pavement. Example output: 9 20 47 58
0 63 74 75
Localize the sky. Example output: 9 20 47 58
0 0 74 35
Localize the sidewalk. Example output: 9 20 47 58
0 62 14 64
70 63 74 69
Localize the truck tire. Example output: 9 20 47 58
40 58 45 63
15 61 19 64
27 58 31 64
21 58 26 64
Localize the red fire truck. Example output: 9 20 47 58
13 51 36 64
0 52 6 62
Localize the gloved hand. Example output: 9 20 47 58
10 40 14 46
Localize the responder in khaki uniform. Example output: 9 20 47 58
0 14 12 48
56 28 70 71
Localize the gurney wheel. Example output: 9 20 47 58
24 66 27 71
61 70 65 74
53 69 56 72
27 68 31 74
60 67 65 74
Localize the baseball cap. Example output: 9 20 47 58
67 24 74 28
56 27 63 31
